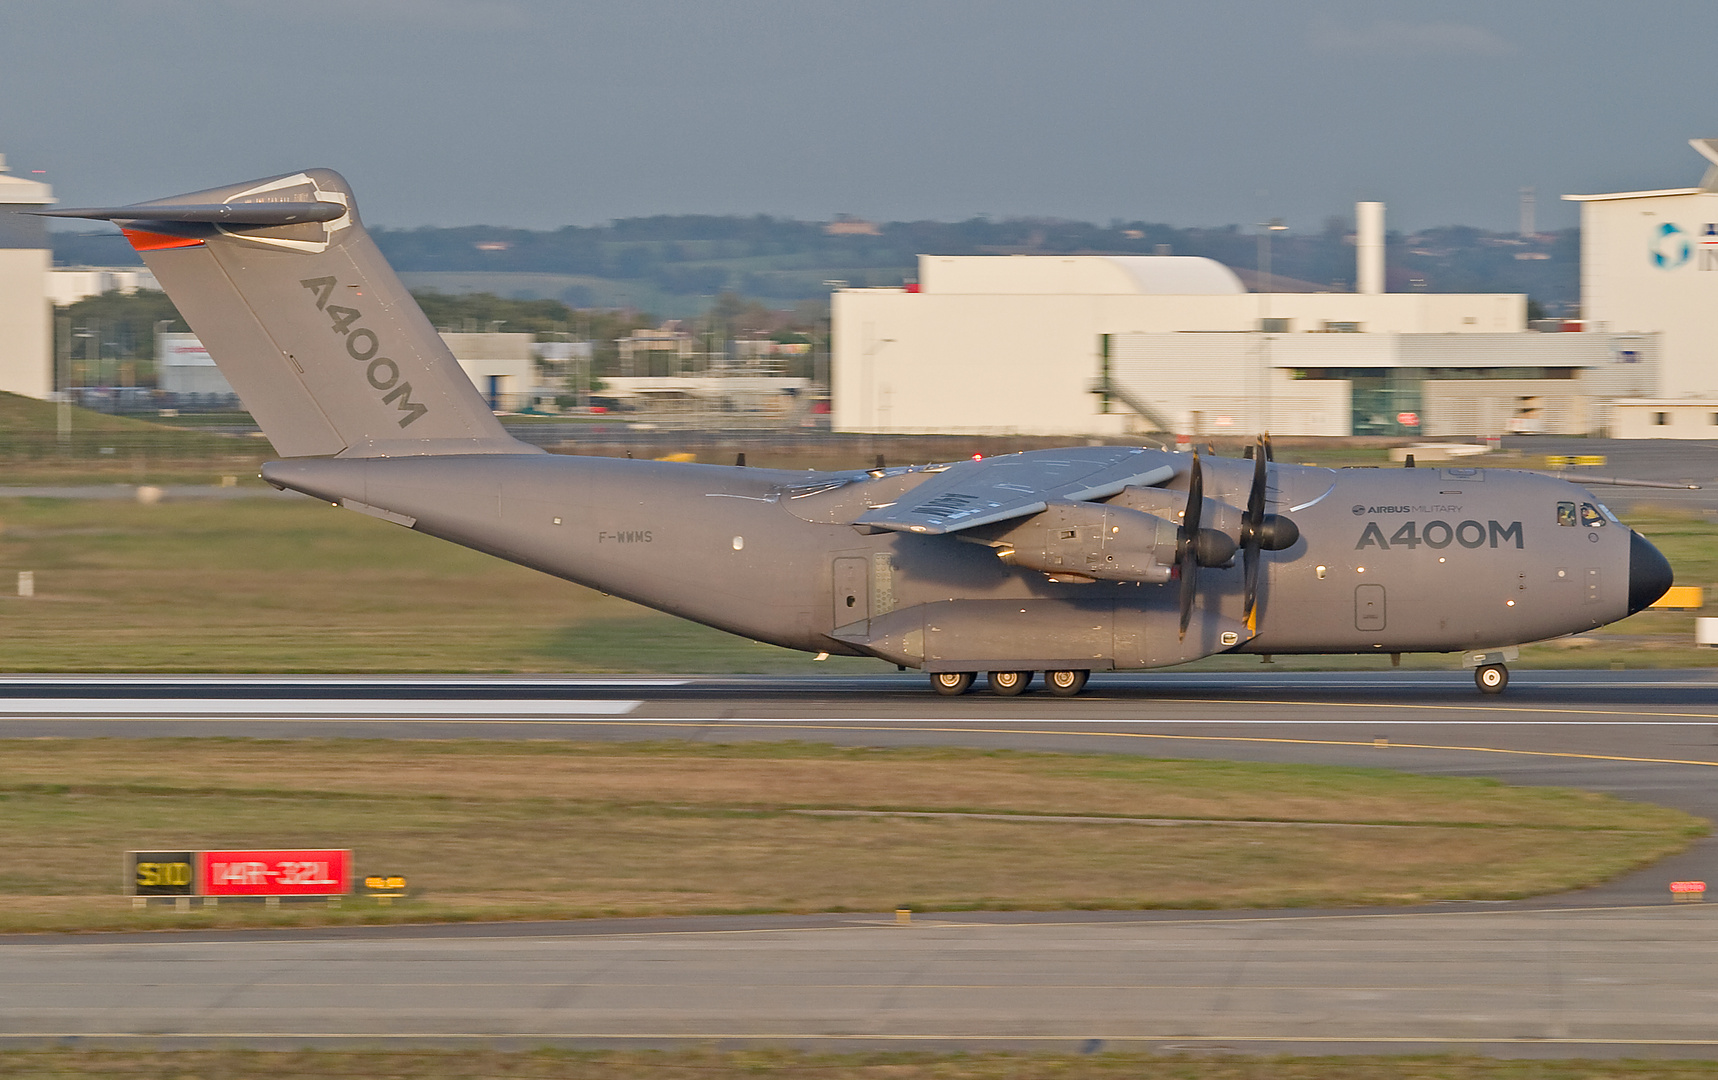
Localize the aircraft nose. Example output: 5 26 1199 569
1627 529 1674 615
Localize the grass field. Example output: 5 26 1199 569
0 392 270 486
0 739 1700 933
5 1049 1718 1080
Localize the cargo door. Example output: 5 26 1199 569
1355 584 1386 631
832 557 870 630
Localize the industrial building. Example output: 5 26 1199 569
156 332 233 399
47 265 158 306
1565 138 1718 436
0 153 53 399
832 203 1654 438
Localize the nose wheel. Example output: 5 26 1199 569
1475 663 1509 695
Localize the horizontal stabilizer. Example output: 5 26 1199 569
37 202 347 226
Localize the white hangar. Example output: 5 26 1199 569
831 207 1654 439
1566 138 1718 437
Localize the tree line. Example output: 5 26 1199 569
53 289 827 386
52 213 1580 310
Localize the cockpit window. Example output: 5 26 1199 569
1597 503 1620 523
1556 501 1576 527
1580 502 1605 527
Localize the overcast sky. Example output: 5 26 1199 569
3 0 1716 233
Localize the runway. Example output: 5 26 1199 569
7 670 1718 1054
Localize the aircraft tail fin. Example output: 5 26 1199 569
40 170 535 458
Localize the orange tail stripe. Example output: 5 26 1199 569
121 228 205 251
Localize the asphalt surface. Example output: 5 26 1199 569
1497 436 1718 514
5 670 1718 1053
7 906 1717 1055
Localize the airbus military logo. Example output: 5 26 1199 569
1352 504 1463 515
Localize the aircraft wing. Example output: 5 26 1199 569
853 447 1177 534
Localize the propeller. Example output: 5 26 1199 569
1242 434 1268 630
1241 432 1299 633
1177 451 1204 641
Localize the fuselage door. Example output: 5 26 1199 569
1355 584 1386 631
833 556 870 630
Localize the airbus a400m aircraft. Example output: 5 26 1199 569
45 170 1675 696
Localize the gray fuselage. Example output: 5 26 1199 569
263 449 1662 673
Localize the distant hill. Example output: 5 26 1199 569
51 216 1579 316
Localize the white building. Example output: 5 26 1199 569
1607 398 1718 439
1566 138 1718 403
440 331 535 411
0 152 52 399
156 332 237 398
832 243 1634 437
1104 329 1654 438
48 266 159 306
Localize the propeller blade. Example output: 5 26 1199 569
1178 451 1203 640
1243 434 1267 628
1263 432 1274 462
1184 450 1203 536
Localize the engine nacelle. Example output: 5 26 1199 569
991 502 1184 583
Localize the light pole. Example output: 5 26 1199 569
56 315 71 445
1256 219 1287 433
72 325 95 392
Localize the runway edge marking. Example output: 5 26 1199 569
431 718 1718 770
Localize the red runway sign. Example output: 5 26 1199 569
197 849 351 896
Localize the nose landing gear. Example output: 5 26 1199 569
1475 663 1509 695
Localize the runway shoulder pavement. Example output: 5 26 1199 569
5 904 1717 1055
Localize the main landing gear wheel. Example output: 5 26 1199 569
931 671 975 696
988 670 1033 696
1044 669 1089 697
1475 664 1509 695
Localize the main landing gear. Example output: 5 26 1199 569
1475 663 1509 695
930 671 975 696
928 670 1090 697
